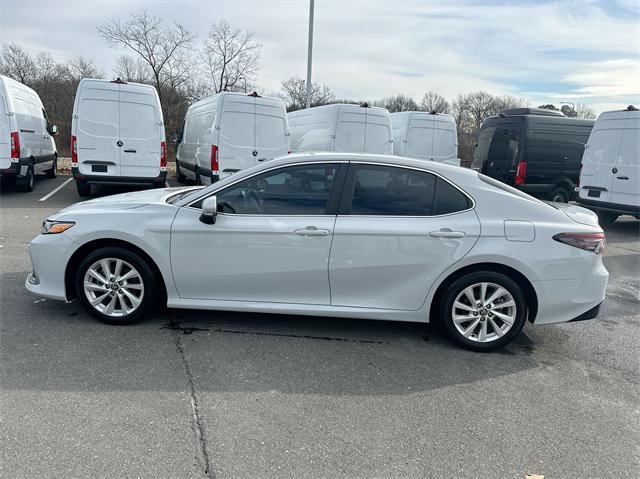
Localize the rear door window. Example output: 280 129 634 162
220 111 255 147
78 99 119 138
256 114 286 149
364 121 391 153
119 102 157 140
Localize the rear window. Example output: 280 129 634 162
365 122 391 153
120 102 158 139
220 111 255 147
256 115 286 149
78 99 118 138
335 121 365 152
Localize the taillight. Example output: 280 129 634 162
160 141 167 170
10 132 20 159
553 232 605 254
515 161 527 185
71 135 78 165
210 145 219 172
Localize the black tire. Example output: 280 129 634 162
176 159 186 183
76 180 91 197
439 271 527 351
45 156 57 178
75 247 158 325
597 211 618 225
549 186 569 203
18 163 35 192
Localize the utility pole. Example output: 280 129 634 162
305 0 315 109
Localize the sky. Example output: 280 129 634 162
1 0 639 113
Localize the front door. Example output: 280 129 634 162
171 163 345 304
330 163 480 310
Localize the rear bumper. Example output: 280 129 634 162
569 302 602 322
72 167 167 186
576 197 640 216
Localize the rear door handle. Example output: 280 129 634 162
617 176 629 180
429 229 465 238
294 227 330 236
123 149 137 153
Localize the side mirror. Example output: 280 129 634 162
50 125 58 135
199 196 217 224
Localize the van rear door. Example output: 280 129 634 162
432 119 457 162
334 107 366 152
580 121 624 204
76 83 121 177
218 95 256 173
255 98 288 161
0 91 10 169
610 116 640 207
118 84 163 179
364 108 392 154
406 114 434 160
484 120 522 185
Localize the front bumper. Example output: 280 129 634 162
25 232 75 301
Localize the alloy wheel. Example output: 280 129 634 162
83 258 145 317
451 282 517 343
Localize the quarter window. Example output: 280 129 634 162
216 164 340 215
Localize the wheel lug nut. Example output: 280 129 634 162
473 311 478 316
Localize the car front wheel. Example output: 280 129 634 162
440 271 527 351
75 247 158 325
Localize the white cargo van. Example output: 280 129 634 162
288 103 393 154
0 75 58 191
71 78 166 196
176 92 289 185
577 106 640 223
391 111 459 166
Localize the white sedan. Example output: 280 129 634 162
26 153 608 350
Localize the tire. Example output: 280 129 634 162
75 247 158 325
18 163 35 192
76 180 91 197
549 187 568 203
46 156 57 178
597 211 618 225
176 159 186 183
439 271 527 351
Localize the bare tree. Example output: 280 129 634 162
63 56 102 81
200 20 261 93
420 91 450 113
98 10 194 104
374 94 418 112
575 103 596 119
0 43 37 85
279 77 334 111
114 54 151 83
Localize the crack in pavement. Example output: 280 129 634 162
170 319 214 479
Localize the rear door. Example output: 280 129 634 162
76 83 121 177
579 122 624 204
255 98 288 162
610 117 640 207
334 107 366 152
406 114 434 160
218 95 256 173
484 120 522 185
0 90 10 168
364 109 392 154
432 120 457 162
119 84 162 178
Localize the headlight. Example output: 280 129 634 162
42 220 75 235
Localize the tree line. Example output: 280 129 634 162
0 10 595 166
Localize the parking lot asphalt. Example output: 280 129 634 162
1 174 639 479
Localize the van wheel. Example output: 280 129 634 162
597 211 618 225
45 156 57 178
176 160 186 183
550 187 568 203
19 164 35 192
75 247 157 325
439 271 527 351
76 180 91 197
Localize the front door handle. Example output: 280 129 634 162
429 229 465 238
123 149 137 153
617 176 629 180
294 226 330 236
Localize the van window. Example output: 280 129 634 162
78 99 118 138
586 129 623 166
216 164 340 215
335 121 365 152
616 129 638 167
365 122 390 153
407 126 433 157
220 112 255 146
256 115 286 149
472 124 496 169
349 165 436 216
186 110 215 144
433 129 456 158
120 102 158 139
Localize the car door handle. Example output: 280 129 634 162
294 227 330 236
617 176 629 180
123 149 137 153
429 229 465 238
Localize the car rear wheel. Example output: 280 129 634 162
440 271 527 351
75 247 157 325
550 187 569 203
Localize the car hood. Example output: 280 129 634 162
55 186 200 216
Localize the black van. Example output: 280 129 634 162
471 108 594 202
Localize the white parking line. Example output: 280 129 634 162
38 178 73 202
